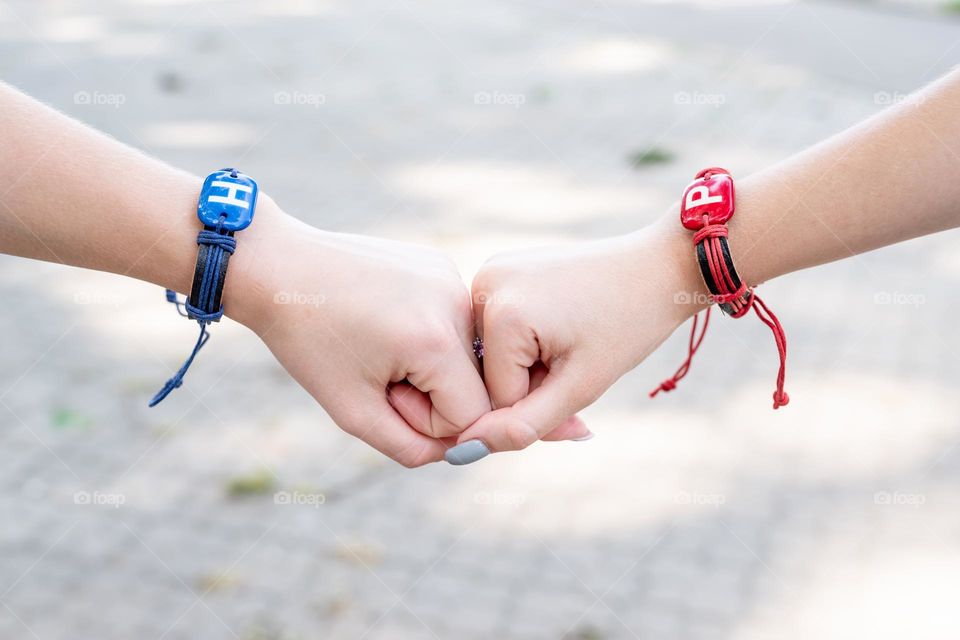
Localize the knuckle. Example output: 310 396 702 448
483 297 526 332
503 419 539 451
394 440 435 468
471 277 496 308
335 414 364 439
396 455 419 469
473 258 513 300
471 286 493 309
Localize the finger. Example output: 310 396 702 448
393 379 588 442
333 387 449 468
527 362 590 441
451 364 587 459
405 339 491 438
541 415 591 441
482 303 539 410
388 382 432 433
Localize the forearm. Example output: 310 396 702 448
652 67 960 307
0 81 284 329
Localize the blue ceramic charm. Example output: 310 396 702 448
196 168 258 231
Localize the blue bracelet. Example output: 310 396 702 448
149 168 259 406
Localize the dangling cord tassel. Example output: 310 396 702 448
650 307 711 397
149 322 212 407
751 295 789 409
150 223 234 407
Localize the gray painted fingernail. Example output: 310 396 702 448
445 440 490 465
571 431 595 442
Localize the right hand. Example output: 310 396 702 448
231 209 491 468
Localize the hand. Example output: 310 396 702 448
445 223 703 463
232 209 491 467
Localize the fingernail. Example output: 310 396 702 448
571 431 595 442
445 440 490 465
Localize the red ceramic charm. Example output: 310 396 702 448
680 169 735 230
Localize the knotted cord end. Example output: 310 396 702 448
148 323 211 407
649 378 677 397
773 390 790 409
148 376 183 407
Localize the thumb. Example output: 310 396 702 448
446 364 587 463
526 362 590 441
389 379 590 442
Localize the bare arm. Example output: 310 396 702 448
689 66 960 293
0 81 230 312
0 82 504 467
447 69 960 463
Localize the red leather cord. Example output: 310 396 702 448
751 296 789 408
653 216 789 409
649 307 711 397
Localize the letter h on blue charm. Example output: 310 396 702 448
197 168 258 231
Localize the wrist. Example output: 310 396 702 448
642 211 711 324
132 172 294 335
221 194 297 334
589 219 709 370
725 175 774 287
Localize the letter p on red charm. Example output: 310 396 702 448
680 168 735 231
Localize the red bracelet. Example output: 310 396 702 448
651 167 789 409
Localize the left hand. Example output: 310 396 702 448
444 223 703 462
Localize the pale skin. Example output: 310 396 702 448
0 82 589 468
430 67 960 461
2 69 959 466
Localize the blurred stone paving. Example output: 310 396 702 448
1 1 960 639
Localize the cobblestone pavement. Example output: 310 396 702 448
1 1 960 639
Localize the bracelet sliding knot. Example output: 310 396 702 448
712 284 750 308
691 223 728 244
197 229 237 253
